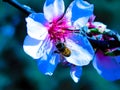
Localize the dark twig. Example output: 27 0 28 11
2 0 35 15
88 38 120 49
2 0 120 50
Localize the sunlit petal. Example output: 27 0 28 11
23 35 43 59
65 38 94 66
26 15 48 40
43 0 65 22
70 65 82 83
73 16 90 28
23 35 53 59
65 0 93 27
68 34 94 54
93 50 120 81
36 45 60 75
29 13 47 24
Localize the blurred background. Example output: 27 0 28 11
0 0 120 90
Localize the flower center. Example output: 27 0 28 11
48 17 70 42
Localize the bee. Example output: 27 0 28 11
54 42 71 57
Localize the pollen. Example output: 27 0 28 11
47 16 70 42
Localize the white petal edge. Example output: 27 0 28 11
26 17 48 40
43 0 65 22
76 0 93 9
65 39 93 66
70 66 82 83
64 0 93 26
23 36 44 59
37 47 59 76
71 71 79 83
73 16 90 28
45 72 53 76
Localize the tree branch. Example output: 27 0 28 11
3 0 35 15
3 0 120 50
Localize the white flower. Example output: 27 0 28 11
23 0 94 82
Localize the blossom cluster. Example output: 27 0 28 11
23 0 120 83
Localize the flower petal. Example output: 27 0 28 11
65 36 94 66
23 35 59 75
43 0 65 21
29 13 48 24
65 0 94 27
73 16 90 28
26 13 48 40
23 35 44 59
36 45 60 76
70 65 82 83
93 50 120 81
23 35 53 59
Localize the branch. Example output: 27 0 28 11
3 0 120 50
2 0 35 15
88 38 120 49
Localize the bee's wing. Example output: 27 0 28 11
64 34 94 66
93 50 120 81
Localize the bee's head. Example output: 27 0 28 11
56 42 65 51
